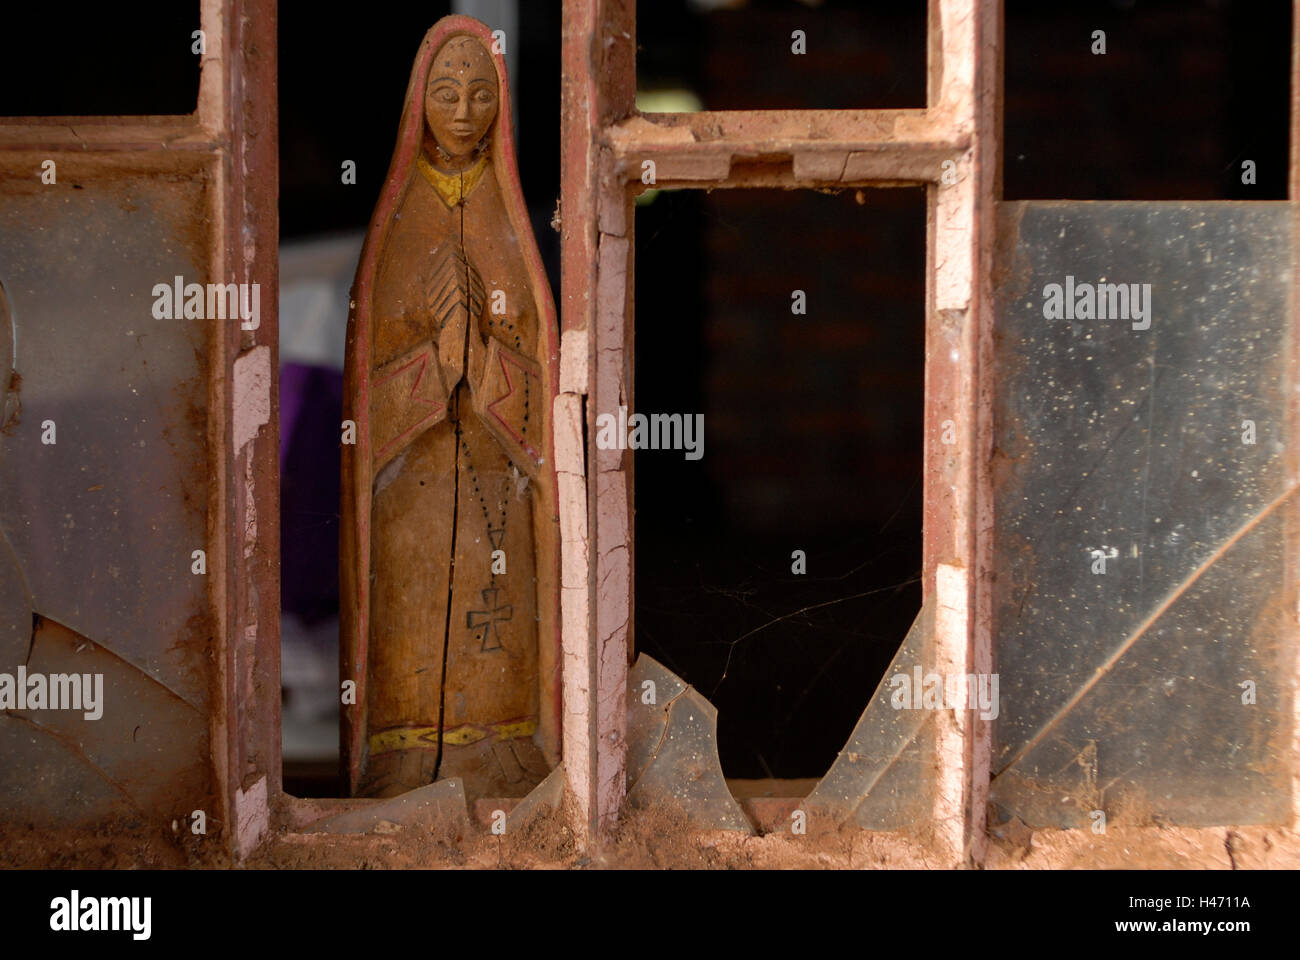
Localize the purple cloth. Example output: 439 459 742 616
279 362 344 623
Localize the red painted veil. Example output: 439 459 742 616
340 15 560 796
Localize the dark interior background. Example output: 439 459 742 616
634 186 926 779
635 1 930 780
1002 0 1292 199
2 0 1290 787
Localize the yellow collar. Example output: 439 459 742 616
416 151 489 208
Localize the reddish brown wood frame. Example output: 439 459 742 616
558 0 1001 861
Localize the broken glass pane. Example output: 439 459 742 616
805 593 935 830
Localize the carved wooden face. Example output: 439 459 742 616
424 37 498 162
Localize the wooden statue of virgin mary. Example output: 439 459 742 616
340 15 560 801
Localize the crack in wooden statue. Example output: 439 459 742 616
342 16 560 803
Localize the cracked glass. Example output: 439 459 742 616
0 159 214 824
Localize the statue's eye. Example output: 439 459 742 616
439 90 458 103
475 89 494 104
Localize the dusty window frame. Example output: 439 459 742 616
0 0 280 859
4 0 1295 867
556 0 999 863
556 0 1300 867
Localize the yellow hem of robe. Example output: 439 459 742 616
368 717 536 755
